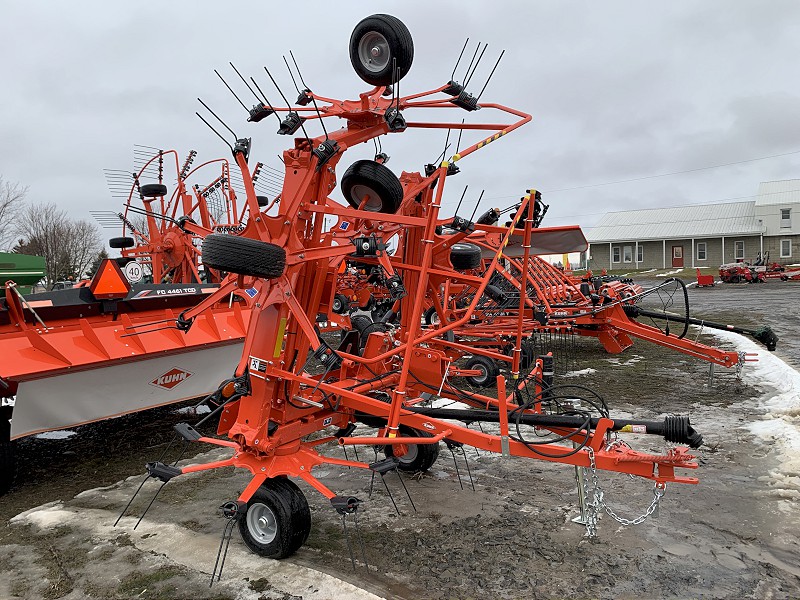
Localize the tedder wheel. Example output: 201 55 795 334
0 407 15 496
239 478 311 559
465 355 499 387
384 425 440 472
332 293 350 314
109 236 135 249
349 14 414 87
449 243 483 270
423 306 440 325
341 160 404 214
202 233 286 280
351 314 388 351
139 183 168 198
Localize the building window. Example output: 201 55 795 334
623 246 632 263
637 245 644 262
735 240 745 260
697 242 707 261
781 239 792 258
781 208 791 228
612 246 621 263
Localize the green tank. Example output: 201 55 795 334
0 252 46 294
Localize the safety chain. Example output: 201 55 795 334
582 447 667 538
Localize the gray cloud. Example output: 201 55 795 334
1 1 798 238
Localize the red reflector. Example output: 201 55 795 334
89 259 131 299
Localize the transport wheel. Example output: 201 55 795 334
504 341 533 370
465 355 499 387
351 315 387 351
332 293 350 314
239 478 311 558
384 426 440 472
423 306 440 325
109 236 135 249
341 160 404 213
139 183 168 198
202 233 286 279
449 243 482 270
349 14 414 86
0 407 15 496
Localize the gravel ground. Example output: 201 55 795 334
1 277 799 599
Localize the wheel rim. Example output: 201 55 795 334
350 184 383 211
358 32 391 73
396 444 419 465
473 364 489 384
247 502 278 544
429 312 440 325
333 298 342 311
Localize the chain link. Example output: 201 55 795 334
581 447 667 537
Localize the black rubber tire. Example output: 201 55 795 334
349 14 414 87
341 160 403 214
256 195 269 208
332 293 350 314
450 243 482 270
384 426 440 472
140 183 168 197
351 315 387 351
423 306 440 325
109 236 135 249
0 408 14 496
202 233 286 279
239 478 311 558
465 355 499 387
504 341 533 370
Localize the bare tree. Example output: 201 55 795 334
16 203 102 285
0 176 28 251
63 219 103 279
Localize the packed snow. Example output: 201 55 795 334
708 329 800 501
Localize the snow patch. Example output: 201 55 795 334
708 329 800 497
173 405 211 415
34 430 76 440
604 355 643 367
656 268 685 277
562 368 597 378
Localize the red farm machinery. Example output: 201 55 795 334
107 15 780 583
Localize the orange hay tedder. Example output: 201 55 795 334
110 15 744 581
2 13 780 581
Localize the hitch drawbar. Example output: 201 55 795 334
410 408 704 448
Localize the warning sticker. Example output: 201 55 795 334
249 356 268 379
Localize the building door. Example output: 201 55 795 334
672 245 684 268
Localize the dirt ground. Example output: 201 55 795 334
1 277 799 599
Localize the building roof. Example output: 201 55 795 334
755 179 800 206
586 200 762 243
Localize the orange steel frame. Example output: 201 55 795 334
118 151 260 285
165 78 699 507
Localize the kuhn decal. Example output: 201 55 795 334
150 367 194 390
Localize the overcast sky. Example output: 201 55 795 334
2 1 799 240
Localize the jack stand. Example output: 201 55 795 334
708 362 715 387
571 443 588 525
